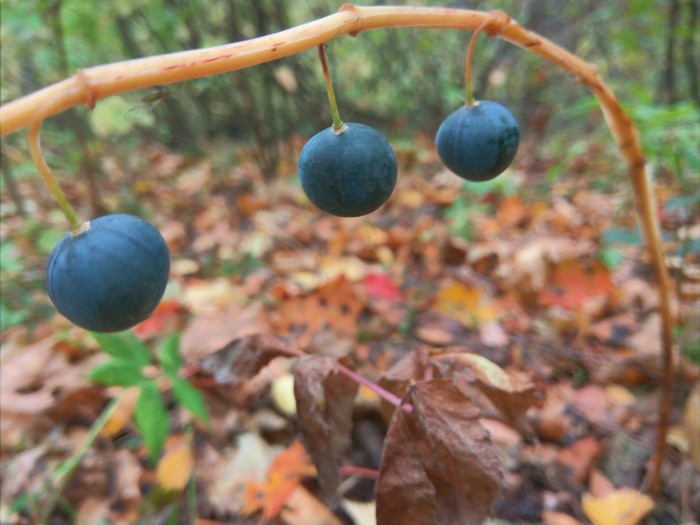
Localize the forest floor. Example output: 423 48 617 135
1 132 699 525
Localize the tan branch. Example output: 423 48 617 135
0 4 674 492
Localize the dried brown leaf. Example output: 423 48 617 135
293 355 358 501
434 352 541 437
376 380 502 525
377 348 436 421
199 334 297 388
181 304 270 361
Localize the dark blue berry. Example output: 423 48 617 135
299 123 397 217
46 214 170 332
435 101 519 182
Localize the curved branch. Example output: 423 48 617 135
0 4 674 492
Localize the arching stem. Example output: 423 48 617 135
318 44 346 133
28 115 83 232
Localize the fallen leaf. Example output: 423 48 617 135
364 272 403 301
293 355 358 501
199 334 297 388
435 283 498 327
242 441 317 520
341 499 377 525
378 348 436 421
156 436 194 492
588 469 615 497
280 485 343 525
582 488 654 525
181 303 270 361
273 275 365 349
182 278 246 315
207 433 278 515
270 373 297 418
683 381 700 468
133 299 185 339
434 351 540 436
556 436 602 483
376 380 502 525
100 387 140 438
540 259 613 310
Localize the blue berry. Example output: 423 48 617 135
299 123 397 217
435 101 519 182
46 214 170 332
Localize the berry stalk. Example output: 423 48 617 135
28 98 83 231
318 44 346 133
464 16 494 107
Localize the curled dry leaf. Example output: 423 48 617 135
376 380 502 525
377 348 436 421
293 355 358 501
198 334 297 388
434 351 541 437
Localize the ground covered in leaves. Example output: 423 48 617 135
1 133 699 525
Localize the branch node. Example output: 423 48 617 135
75 69 96 111
484 10 512 37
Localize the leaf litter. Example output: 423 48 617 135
1 133 699 525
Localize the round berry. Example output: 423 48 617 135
435 101 519 182
299 123 397 217
46 214 170 332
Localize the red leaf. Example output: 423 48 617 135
364 272 403 301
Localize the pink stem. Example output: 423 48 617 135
336 363 412 413
339 465 380 480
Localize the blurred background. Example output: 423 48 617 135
1 0 698 331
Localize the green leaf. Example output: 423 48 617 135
86 360 146 387
92 332 151 367
171 377 210 425
599 247 625 270
157 333 182 377
134 380 170 463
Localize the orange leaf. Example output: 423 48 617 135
100 387 139 438
243 441 317 520
540 260 612 309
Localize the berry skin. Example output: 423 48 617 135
299 123 397 217
46 214 170 332
435 100 519 182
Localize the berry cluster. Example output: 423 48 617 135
298 42 520 218
298 100 519 217
42 40 520 333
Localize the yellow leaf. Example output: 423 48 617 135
582 489 654 525
435 283 497 327
156 440 194 492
